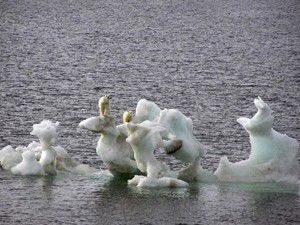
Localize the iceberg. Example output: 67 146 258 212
133 99 208 182
79 97 205 187
215 97 299 183
3 95 296 188
0 120 95 176
79 101 138 176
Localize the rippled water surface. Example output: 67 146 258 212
0 0 299 224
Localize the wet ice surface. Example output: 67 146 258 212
0 0 299 224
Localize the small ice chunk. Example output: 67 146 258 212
0 145 15 162
79 116 102 131
128 175 189 188
54 145 69 158
134 99 161 123
178 161 217 183
31 120 59 145
72 164 98 175
11 151 43 176
0 145 22 170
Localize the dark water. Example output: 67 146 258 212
0 0 299 224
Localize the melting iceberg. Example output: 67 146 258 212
133 99 208 182
126 123 169 178
79 115 138 176
124 123 188 187
215 97 299 183
11 151 43 175
0 120 95 176
79 97 207 187
31 120 59 175
3 95 297 189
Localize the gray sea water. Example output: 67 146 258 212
0 0 299 224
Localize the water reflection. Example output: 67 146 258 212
217 182 299 194
1 169 299 225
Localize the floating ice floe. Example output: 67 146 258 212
11 151 43 175
80 97 209 187
133 99 208 182
0 120 95 176
2 96 297 189
215 97 299 183
128 175 189 188
79 115 138 176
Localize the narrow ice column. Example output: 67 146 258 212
79 97 138 176
30 120 59 175
126 123 168 178
126 123 189 188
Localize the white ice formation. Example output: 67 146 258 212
0 145 22 170
133 99 207 182
128 175 188 188
30 120 59 175
0 120 94 176
79 115 138 176
126 123 169 178
215 97 299 183
125 123 191 188
2 96 297 189
11 151 43 175
80 97 208 187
